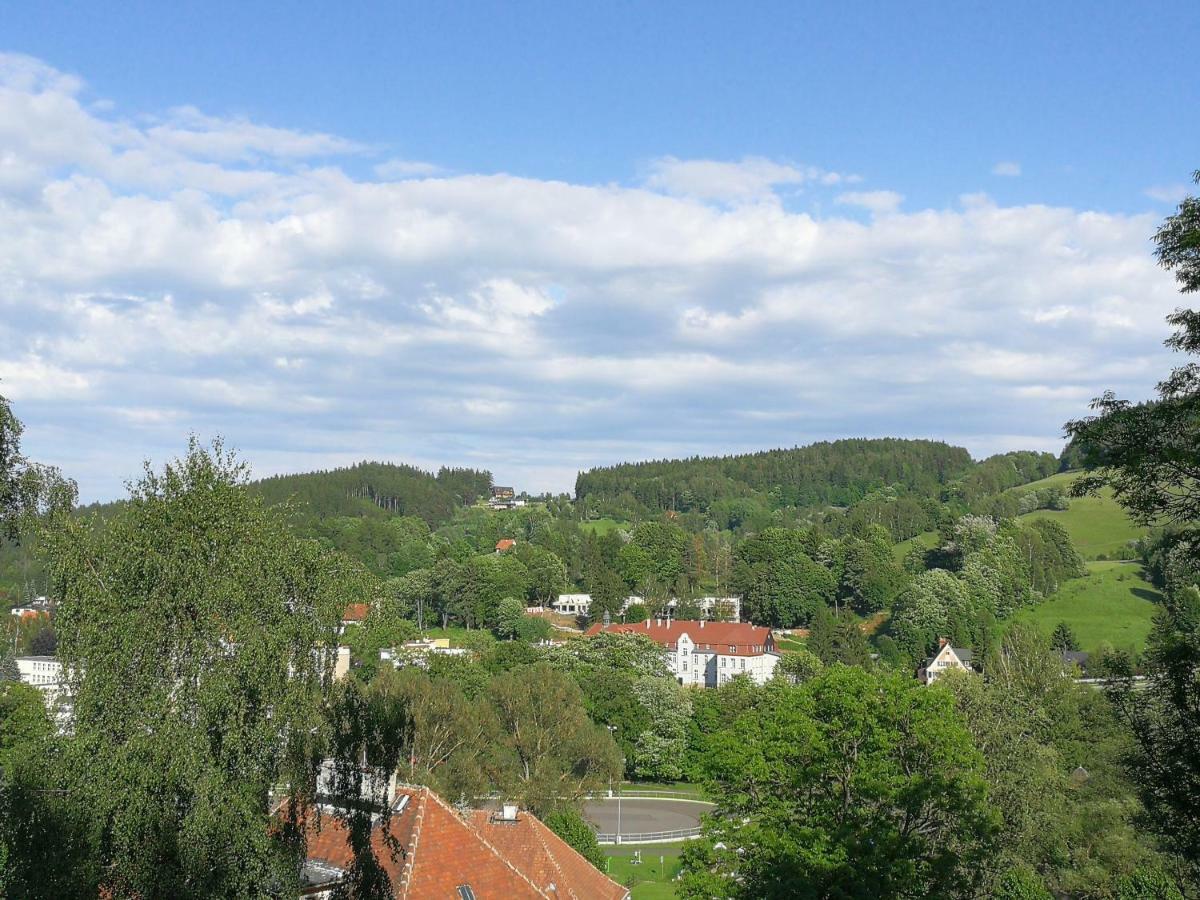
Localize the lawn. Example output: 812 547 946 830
1013 472 1145 560
416 625 494 648
605 845 684 899
579 517 628 536
1009 560 1162 655
621 780 705 798
892 530 939 562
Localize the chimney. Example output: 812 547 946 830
499 803 519 822
700 619 705 629
646 618 651 628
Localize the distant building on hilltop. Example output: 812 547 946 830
586 618 778 687
488 486 525 510
918 639 974 684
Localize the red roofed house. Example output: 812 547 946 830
299 786 628 899
586 618 779 687
341 603 369 624
495 539 516 553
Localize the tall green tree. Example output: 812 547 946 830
680 667 998 899
1066 171 1200 886
1067 171 1200 539
486 663 621 815
0 391 76 543
40 439 370 898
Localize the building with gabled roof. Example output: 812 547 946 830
298 786 628 899
917 639 975 684
585 618 778 687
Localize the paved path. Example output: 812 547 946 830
583 797 713 837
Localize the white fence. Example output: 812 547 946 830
597 826 702 845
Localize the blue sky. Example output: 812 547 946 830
1 2 1198 500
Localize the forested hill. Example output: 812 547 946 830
575 438 1059 515
250 462 492 526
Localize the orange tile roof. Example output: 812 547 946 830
495 539 517 552
585 618 775 656
341 603 370 623
468 809 628 900
300 787 628 899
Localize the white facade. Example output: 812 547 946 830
380 641 469 670
552 593 741 622
666 596 741 622
16 655 65 706
918 642 973 684
550 594 640 617
671 629 779 687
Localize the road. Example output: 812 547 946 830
583 797 713 838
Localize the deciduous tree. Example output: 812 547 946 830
41 439 369 898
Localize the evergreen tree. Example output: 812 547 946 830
1050 622 1080 652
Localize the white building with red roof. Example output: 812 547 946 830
585 618 779 687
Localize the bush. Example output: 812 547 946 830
541 808 606 870
516 615 552 643
992 868 1052 899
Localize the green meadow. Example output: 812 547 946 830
1011 560 1161 655
1014 471 1144 560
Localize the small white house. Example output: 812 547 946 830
918 639 974 684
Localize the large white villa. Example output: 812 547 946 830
586 618 778 687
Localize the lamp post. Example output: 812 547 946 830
606 725 623 845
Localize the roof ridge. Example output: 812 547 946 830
436 795 552 898
532 815 628 898
528 816 574 899
396 786 427 898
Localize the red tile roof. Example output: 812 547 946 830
495 539 517 552
341 603 369 623
585 619 775 656
299 787 628 899
468 809 628 900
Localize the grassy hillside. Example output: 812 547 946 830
579 517 627 536
1014 471 1144 560
892 530 939 562
1011 560 1161 655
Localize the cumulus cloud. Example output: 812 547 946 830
992 161 1022 177
0 53 1183 500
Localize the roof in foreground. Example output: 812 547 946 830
300 785 628 899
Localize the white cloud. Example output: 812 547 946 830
374 158 442 180
836 190 903 215
0 54 1183 500
992 161 1022 177
643 155 855 202
1144 183 1191 204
